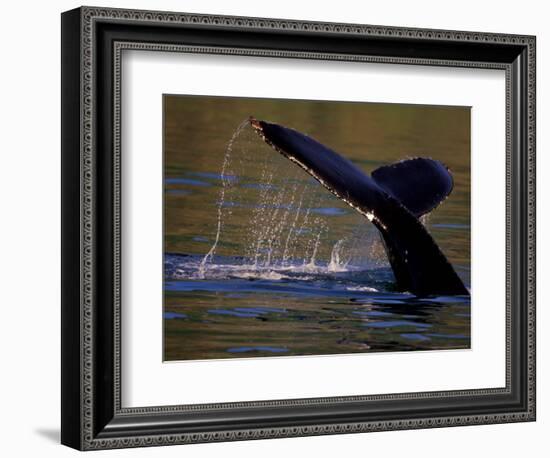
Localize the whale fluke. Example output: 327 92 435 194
249 117 469 297
372 158 453 217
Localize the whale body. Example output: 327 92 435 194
250 117 469 297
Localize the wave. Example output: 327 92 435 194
165 252 397 294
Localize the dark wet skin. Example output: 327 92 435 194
250 118 469 297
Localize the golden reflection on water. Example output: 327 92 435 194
165 95 470 267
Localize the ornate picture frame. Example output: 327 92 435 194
61 6 536 450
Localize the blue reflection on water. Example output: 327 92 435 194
164 311 188 320
311 207 348 216
165 177 210 186
208 307 287 318
363 320 432 329
432 223 470 230
234 307 287 314
208 309 258 318
426 333 468 339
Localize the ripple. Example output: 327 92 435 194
233 307 287 314
363 320 432 329
164 312 188 320
227 346 288 353
165 177 210 186
352 310 396 318
190 171 237 181
426 333 469 339
400 333 431 342
165 189 192 195
208 309 259 318
311 207 348 216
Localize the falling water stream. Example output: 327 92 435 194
195 120 387 281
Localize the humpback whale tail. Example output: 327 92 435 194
249 117 469 297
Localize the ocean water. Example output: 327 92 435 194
163 96 471 361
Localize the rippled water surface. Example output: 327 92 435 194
164 95 471 361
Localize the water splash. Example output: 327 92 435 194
328 239 349 272
197 120 389 279
198 119 248 277
305 220 326 269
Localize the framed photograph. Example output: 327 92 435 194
61 6 536 450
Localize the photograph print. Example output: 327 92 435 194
163 95 471 361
